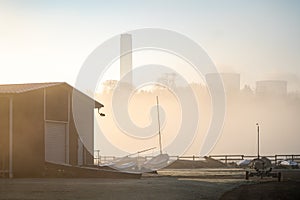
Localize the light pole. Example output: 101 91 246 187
256 123 260 159
156 96 162 154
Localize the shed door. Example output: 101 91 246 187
45 122 66 164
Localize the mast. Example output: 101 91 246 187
156 96 162 154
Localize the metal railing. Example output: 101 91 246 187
93 151 300 166
93 153 205 165
209 154 300 165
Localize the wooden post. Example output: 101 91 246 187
96 150 100 166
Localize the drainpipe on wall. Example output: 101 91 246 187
9 96 13 178
66 90 70 164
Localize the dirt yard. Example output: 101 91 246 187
0 177 244 200
1 169 299 200
221 181 300 200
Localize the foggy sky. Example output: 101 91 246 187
0 0 300 90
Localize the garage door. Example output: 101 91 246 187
45 122 66 164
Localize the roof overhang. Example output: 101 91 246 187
95 101 104 108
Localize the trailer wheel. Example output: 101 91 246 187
278 172 281 182
245 171 249 180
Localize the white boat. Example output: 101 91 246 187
111 156 138 170
143 154 170 171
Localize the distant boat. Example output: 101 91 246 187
110 156 138 170
100 147 155 168
143 153 170 171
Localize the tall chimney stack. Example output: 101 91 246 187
120 34 132 86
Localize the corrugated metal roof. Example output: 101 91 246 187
0 82 103 108
0 82 63 94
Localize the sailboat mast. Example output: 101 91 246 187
156 96 162 154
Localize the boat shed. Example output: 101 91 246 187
0 82 103 178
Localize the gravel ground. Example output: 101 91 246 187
1 169 299 200
221 181 300 200
0 177 244 200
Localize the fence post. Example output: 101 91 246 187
98 150 100 166
193 155 195 161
